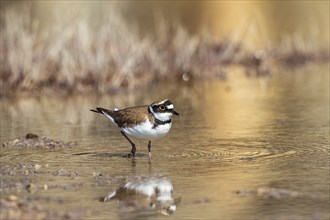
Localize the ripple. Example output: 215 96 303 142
72 151 146 158
157 138 300 162
70 139 300 162
159 145 272 161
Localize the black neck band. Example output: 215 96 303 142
155 117 171 125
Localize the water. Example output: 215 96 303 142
1 65 329 219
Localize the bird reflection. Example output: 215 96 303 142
102 176 180 215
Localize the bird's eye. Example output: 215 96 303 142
159 105 166 110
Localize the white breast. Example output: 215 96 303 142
121 120 172 140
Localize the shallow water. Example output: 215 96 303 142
1 65 329 219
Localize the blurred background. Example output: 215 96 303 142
0 1 329 95
2 1 329 47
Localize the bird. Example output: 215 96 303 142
90 99 179 160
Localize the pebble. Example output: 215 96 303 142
7 195 19 202
54 169 68 176
25 133 39 139
43 185 48 191
26 183 37 193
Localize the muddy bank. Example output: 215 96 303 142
2 133 76 149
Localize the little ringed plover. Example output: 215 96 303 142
90 99 179 159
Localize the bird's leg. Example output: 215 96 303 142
147 140 152 160
120 131 136 157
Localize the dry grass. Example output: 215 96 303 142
0 3 328 97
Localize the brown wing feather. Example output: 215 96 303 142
113 105 151 127
92 105 154 128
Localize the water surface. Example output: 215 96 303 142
1 65 329 219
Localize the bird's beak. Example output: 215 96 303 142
173 110 180 116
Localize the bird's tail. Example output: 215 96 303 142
90 109 102 114
90 107 112 115
90 107 116 123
